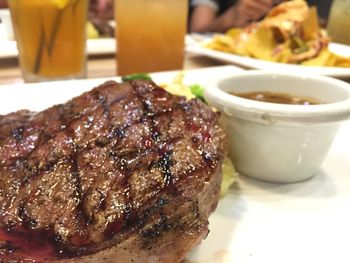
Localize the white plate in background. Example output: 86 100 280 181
0 9 14 40
0 65 350 263
186 34 350 78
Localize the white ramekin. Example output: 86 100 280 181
205 70 350 183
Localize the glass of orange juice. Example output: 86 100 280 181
115 0 188 76
8 0 88 82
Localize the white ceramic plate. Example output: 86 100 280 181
0 65 350 263
186 34 350 78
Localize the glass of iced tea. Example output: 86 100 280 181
115 0 188 76
8 0 88 82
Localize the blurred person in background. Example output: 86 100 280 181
307 0 332 27
0 0 7 9
89 0 114 37
90 0 114 21
189 0 284 33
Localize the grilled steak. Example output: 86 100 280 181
0 80 225 262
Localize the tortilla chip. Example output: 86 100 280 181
301 48 337 66
334 54 350 67
225 27 243 38
204 34 237 53
302 6 319 41
272 42 293 63
245 27 276 61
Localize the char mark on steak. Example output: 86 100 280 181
0 80 225 262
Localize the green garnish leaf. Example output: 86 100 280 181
121 73 152 82
189 84 205 101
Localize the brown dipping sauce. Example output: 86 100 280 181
231 91 323 105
